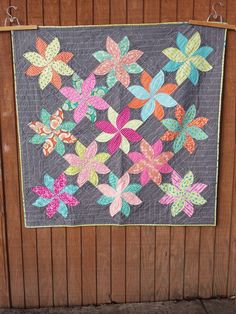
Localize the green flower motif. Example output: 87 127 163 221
159 170 207 217
161 104 208 154
162 32 213 85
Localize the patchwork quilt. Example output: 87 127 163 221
12 23 226 227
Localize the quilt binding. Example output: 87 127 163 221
10 22 227 228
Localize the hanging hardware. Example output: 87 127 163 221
207 2 224 22
4 6 20 26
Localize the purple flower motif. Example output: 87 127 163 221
32 173 79 218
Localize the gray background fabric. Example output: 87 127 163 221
12 23 226 227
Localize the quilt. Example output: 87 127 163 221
11 23 226 227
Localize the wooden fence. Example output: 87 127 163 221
0 0 235 308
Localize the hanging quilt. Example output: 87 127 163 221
11 23 226 227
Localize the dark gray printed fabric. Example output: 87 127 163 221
12 23 226 227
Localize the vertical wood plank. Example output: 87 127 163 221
93 0 111 305
213 0 235 297
109 0 126 304
14 0 40 308
192 0 215 299
0 130 10 308
166 0 185 301
30 0 54 308
77 0 97 306
0 0 25 308
60 0 82 306
126 0 143 304
177 0 201 300
44 0 68 307
144 0 160 22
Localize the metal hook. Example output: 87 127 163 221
207 2 224 23
4 6 20 26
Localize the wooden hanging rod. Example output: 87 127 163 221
189 20 236 31
0 25 37 32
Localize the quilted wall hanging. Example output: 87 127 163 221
11 23 226 227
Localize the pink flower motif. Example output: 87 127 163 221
97 172 142 217
64 141 110 187
93 36 143 87
60 73 109 124
95 107 142 155
128 139 174 186
32 173 79 218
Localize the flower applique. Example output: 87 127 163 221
64 141 110 187
128 70 177 121
93 36 143 88
32 173 79 218
62 73 109 123
60 73 109 124
29 108 77 156
162 32 213 85
97 172 142 217
95 107 142 155
159 170 207 217
24 37 74 90
128 139 173 186
161 104 208 154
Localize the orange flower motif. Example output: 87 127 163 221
128 70 177 121
24 37 74 90
29 108 77 156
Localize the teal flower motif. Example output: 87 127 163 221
162 32 213 85
97 172 142 218
161 104 208 154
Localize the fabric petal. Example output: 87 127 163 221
117 172 130 193
121 128 142 142
141 99 155 121
159 163 173 174
159 194 176 205
54 173 67 194
150 70 165 94
96 132 114 142
158 83 177 94
94 59 115 75
42 135 57 156
97 195 114 205
171 171 182 187
148 168 162 185
59 193 79 206
32 186 53 198
82 73 96 96
123 120 142 130
128 160 146 174
180 171 194 191
46 198 60 218
28 121 51 135
106 36 120 60
97 184 117 197
36 37 47 56
51 69 62 89
184 134 195 154
163 60 182 72
152 139 163 156
176 32 188 53
192 46 213 58
140 139 154 160
33 197 51 207
155 93 177 108
160 131 178 141
39 66 53 90
64 153 84 167
187 126 208 140
154 102 165 120
93 161 110 174
128 98 146 109
44 174 54 191
85 141 97 159
89 170 99 186
50 108 63 130
173 132 186 153
128 85 150 100
175 105 185 124
116 107 130 129
109 197 122 217
141 71 152 91
62 185 79 195
57 201 68 218
95 121 117 134
54 51 73 63
162 47 187 62
183 105 196 126
76 169 90 187
88 96 109 110
122 192 142 205
115 65 130 88
189 183 207 193
120 136 130 154
23 52 47 67
60 87 81 102
182 201 194 217
176 62 191 85
188 63 199 86
121 200 131 217
171 199 185 217
64 166 81 176
121 50 143 64
185 32 201 56
188 117 208 128
128 152 144 163
189 56 212 72
108 133 122 155
52 60 74 76
26 65 44 76
74 102 88 124
162 119 180 132
45 37 60 61
140 168 150 185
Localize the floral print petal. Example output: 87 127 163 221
140 139 154 160
94 59 114 75
74 102 88 124
32 186 53 198
81 73 96 96
84 141 97 159
97 184 117 197
110 197 122 217
59 193 79 206
54 173 67 194
121 50 143 65
115 65 130 87
46 198 60 218
140 168 150 185
88 96 109 110
122 192 142 205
